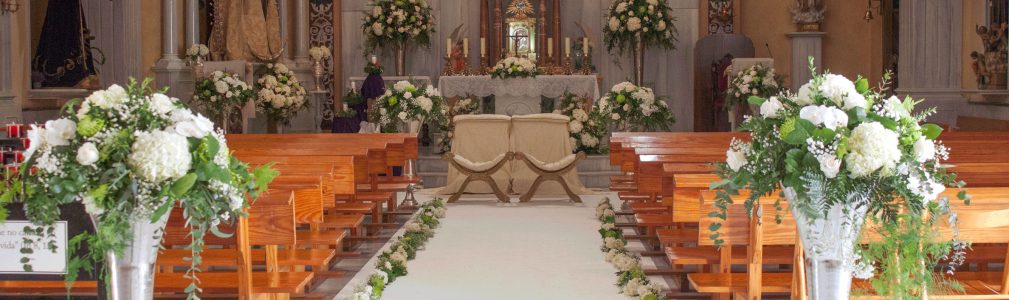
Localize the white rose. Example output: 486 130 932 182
817 155 842 178
44 118 77 146
799 105 848 130
726 148 748 171
842 92 868 110
608 17 620 31
569 120 584 133
214 80 229 94
24 125 45 159
398 111 408 120
819 74 858 105
611 113 621 121
759 96 783 118
149 93 176 116
76 142 99 166
795 82 816 106
913 138 936 162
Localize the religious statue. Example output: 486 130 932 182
791 0 825 31
31 0 101 89
448 25 470 74
209 0 285 62
973 23 1008 89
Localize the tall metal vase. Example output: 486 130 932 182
97 212 171 300
784 187 869 300
395 43 407 76
632 39 645 86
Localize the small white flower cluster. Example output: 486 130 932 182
490 56 539 79
362 0 434 42
186 44 209 60
255 63 308 122
594 198 666 300
726 63 782 107
308 46 332 62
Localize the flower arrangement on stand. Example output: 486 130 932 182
710 60 969 298
490 56 540 79
255 63 308 133
602 0 678 84
596 198 666 300
3 79 277 299
555 92 609 154
369 80 448 133
361 0 436 76
597 82 675 131
309 46 332 92
186 44 210 61
437 96 481 153
193 70 254 128
348 199 448 300
725 63 783 111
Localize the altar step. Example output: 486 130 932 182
415 146 620 189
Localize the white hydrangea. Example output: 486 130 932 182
580 133 599 147
623 278 645 296
415 96 433 112
626 17 642 31
128 130 193 182
393 81 414 92
845 122 901 178
913 138 936 162
795 82 816 106
569 120 584 133
818 74 857 105
759 96 784 118
611 252 638 272
572 109 589 122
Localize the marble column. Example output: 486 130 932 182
279 0 289 60
185 0 199 47
786 31 825 90
897 0 962 124
161 0 182 63
294 0 310 64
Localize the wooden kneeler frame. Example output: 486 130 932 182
514 152 587 203
442 152 514 203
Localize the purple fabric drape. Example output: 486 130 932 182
359 73 385 123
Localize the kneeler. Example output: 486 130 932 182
514 152 587 203
442 152 513 203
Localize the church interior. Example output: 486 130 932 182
0 1 1007 299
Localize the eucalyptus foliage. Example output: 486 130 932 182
2 79 277 299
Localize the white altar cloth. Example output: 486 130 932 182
439 75 600 115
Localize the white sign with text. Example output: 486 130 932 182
0 221 67 274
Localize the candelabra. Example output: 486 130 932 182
477 57 490 75
562 56 574 75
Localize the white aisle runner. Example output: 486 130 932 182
378 195 625 300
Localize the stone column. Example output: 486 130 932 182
161 0 182 63
786 31 825 90
294 0 310 64
185 0 199 47
279 0 289 60
897 0 962 124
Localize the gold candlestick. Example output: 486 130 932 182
442 57 454 76
563 56 574 75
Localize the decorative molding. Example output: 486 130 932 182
707 0 733 34
310 0 335 125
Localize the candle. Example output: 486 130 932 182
463 38 469 58
480 38 486 58
6 123 19 138
583 37 590 56
343 103 349 111
547 38 553 58
351 81 357 91
564 38 571 58
446 38 452 58
21 138 29 150
370 55 378 64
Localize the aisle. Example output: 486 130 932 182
378 194 626 300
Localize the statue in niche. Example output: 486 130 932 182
31 0 102 89
973 23 1008 89
209 0 285 61
448 25 469 73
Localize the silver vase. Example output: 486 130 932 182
395 44 407 76
191 57 205 80
632 39 645 86
97 212 171 300
313 60 325 92
784 187 869 300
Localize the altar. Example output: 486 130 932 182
439 75 599 115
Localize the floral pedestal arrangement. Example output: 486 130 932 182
603 0 678 85
8 80 277 299
597 81 676 132
370 80 447 133
714 61 969 298
255 63 307 133
193 70 254 133
362 0 435 76
490 57 540 79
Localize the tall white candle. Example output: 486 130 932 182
480 38 486 58
583 37 590 56
547 37 553 58
463 38 469 58
370 55 378 64
446 39 452 58
564 38 571 58
351 81 356 91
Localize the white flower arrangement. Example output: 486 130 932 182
369 81 448 133
348 199 447 300
194 70 254 120
710 60 970 295
362 0 435 53
309 46 332 62
490 56 541 79
725 63 783 109
437 96 482 153
602 0 678 54
9 79 277 299
555 93 609 154
186 44 210 60
255 63 308 125
597 82 675 131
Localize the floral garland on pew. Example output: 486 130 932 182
348 198 448 300
596 198 666 300
437 96 481 153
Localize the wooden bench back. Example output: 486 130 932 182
697 191 794 247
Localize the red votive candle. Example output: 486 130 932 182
13 151 24 163
6 123 19 138
21 138 30 150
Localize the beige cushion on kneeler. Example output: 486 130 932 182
438 115 513 195
509 114 590 195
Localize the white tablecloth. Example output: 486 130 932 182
439 75 600 115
